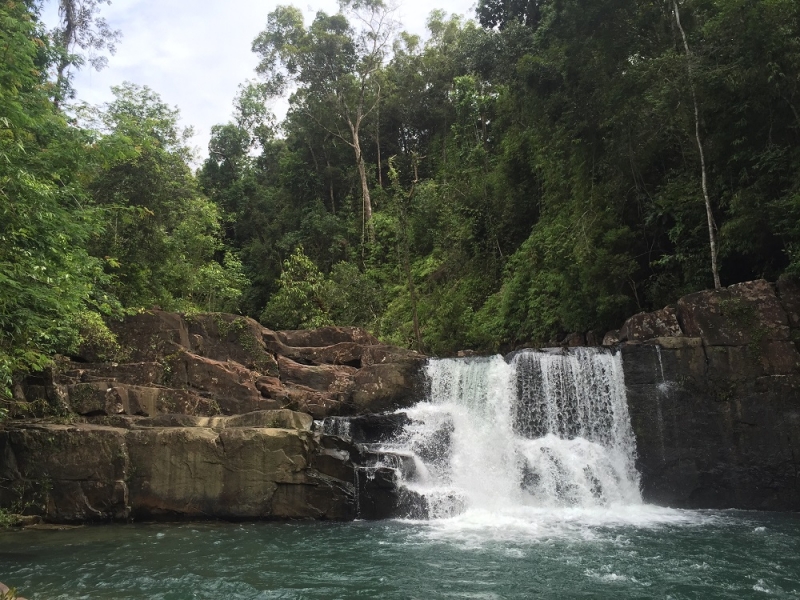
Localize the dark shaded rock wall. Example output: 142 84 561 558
615 279 800 510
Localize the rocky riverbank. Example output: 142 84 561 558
0 313 424 522
2 279 800 522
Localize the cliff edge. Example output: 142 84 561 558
610 279 800 510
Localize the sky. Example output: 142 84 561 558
42 0 477 162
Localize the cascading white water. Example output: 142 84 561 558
387 348 642 518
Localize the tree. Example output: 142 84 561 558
207 0 800 353
477 0 543 30
85 83 247 312
50 0 121 108
0 0 106 401
387 156 422 351
671 0 720 289
252 0 397 245
260 247 333 329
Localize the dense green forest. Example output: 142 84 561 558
2 0 800 402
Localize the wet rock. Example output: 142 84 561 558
311 446 355 482
585 331 602 346
125 426 353 520
0 424 130 522
356 466 401 520
619 280 800 511
5 311 430 522
0 422 357 522
344 412 411 443
351 362 425 413
561 332 586 347
647 336 702 349
0 581 28 600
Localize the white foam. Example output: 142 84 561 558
753 579 773 593
385 350 709 539
408 505 712 545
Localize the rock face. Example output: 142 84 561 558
16 311 426 421
0 411 357 522
613 278 800 510
2 312 427 522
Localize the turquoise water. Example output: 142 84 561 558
4 354 799 599
2 509 799 599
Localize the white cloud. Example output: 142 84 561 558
42 0 476 161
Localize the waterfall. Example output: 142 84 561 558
385 348 642 518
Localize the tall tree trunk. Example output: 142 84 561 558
326 157 336 215
404 244 423 353
352 132 375 244
376 89 382 188
673 0 721 290
54 0 78 109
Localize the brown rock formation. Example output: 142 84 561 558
0 410 356 522
618 306 683 342
2 312 426 522
13 310 425 421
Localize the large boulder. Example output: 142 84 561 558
109 310 191 362
619 306 683 342
263 341 365 368
275 326 380 348
623 344 800 510
0 413 357 523
81 313 426 418
276 356 357 392
128 427 325 519
65 382 163 416
167 351 281 415
676 279 790 346
0 424 130 522
4 311 430 523
351 362 425 413
776 276 800 330
64 362 166 386
133 409 313 431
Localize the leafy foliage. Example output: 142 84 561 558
83 83 248 313
1 5 246 409
260 247 333 329
0 0 106 399
4 0 800 413
211 0 800 353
